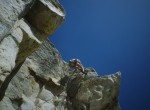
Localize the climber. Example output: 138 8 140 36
69 59 87 76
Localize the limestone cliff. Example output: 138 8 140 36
0 0 121 110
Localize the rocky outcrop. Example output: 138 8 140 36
0 0 121 110
0 40 67 110
0 40 121 110
66 73 121 110
0 0 65 102
0 0 34 40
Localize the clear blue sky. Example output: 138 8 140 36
49 0 150 109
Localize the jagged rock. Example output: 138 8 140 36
0 40 68 110
0 0 65 40
0 18 42 79
0 0 34 41
27 40 68 81
66 72 121 110
13 19 42 64
0 0 121 110
0 0 65 102
0 39 121 110
0 0 65 68
25 0 65 37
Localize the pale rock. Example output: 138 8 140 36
0 18 42 87
21 94 36 110
0 0 34 40
35 86 55 110
0 0 65 77
0 97 15 110
27 40 68 81
0 36 19 75
0 40 121 110
0 0 65 103
35 98 55 110
66 72 121 110
38 86 54 102
14 19 41 64
0 0 121 110
0 41 67 110
54 91 67 110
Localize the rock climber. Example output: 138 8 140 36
69 59 87 76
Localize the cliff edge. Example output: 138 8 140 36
0 0 121 110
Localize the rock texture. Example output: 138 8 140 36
0 40 121 110
0 0 65 103
0 0 34 40
0 40 67 110
0 0 121 110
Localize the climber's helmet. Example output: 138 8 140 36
74 59 81 63
69 59 81 67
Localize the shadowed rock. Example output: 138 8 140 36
0 40 121 110
25 0 65 37
0 0 65 104
0 0 121 110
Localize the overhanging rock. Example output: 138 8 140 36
26 0 65 37
0 0 65 102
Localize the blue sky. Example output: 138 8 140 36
50 0 150 109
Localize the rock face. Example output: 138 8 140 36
0 0 121 110
0 40 121 110
0 0 34 40
0 0 65 70
66 73 121 110
0 0 65 100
